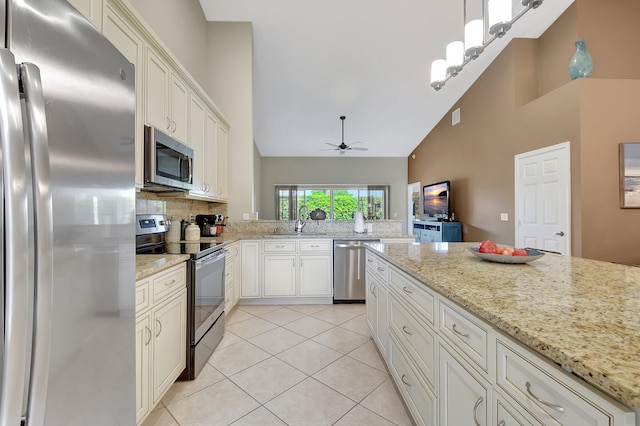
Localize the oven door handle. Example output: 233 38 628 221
195 250 227 269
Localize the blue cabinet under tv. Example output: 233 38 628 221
413 221 462 243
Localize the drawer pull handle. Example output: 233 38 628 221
144 326 152 346
310 245 320 248
402 325 412 336
402 286 413 294
525 381 565 413
155 319 162 337
165 279 176 287
401 374 411 387
498 421 505 426
452 323 470 338
472 397 483 426
275 245 285 248
377 266 385 272
367 258 373 263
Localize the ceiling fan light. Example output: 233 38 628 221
446 41 464 76
430 59 447 90
464 19 484 59
488 0 512 37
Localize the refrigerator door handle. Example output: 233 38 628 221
0 49 30 426
20 62 53 426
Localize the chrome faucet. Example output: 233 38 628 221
294 205 309 233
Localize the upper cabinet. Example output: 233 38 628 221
101 0 230 200
145 48 189 145
103 2 145 188
68 0 104 30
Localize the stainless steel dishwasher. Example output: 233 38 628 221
333 239 380 303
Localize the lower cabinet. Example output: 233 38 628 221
241 239 333 300
439 343 490 426
225 241 241 314
135 263 187 425
240 240 261 298
365 249 636 426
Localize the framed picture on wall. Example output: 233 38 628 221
620 142 640 208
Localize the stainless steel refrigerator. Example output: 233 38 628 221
1 0 136 424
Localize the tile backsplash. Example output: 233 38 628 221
136 191 228 222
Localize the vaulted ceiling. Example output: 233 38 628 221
199 0 573 157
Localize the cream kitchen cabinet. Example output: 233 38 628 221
135 263 187 425
262 239 332 298
103 1 145 188
144 48 188 144
240 240 261 298
204 110 220 199
365 252 388 359
439 343 491 426
216 124 228 200
188 93 206 197
68 0 103 30
263 254 297 297
225 241 241 314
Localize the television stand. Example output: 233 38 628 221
413 220 462 242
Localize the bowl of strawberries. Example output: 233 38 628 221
468 240 545 264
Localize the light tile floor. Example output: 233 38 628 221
143 304 413 426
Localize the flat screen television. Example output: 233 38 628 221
422 180 450 221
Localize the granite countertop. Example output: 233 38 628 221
135 232 414 279
136 254 191 280
366 241 640 408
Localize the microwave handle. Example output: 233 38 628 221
187 155 193 184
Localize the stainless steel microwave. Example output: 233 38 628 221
144 126 194 191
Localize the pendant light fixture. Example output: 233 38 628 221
429 0 545 91
488 0 512 37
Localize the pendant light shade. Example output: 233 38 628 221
430 59 447 90
464 19 484 59
522 0 543 8
446 41 464 76
488 0 512 37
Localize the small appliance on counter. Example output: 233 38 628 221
354 211 365 233
196 214 225 237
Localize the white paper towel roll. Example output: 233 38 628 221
354 211 365 233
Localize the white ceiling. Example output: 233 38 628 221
199 0 573 157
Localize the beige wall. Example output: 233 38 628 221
128 0 210 89
260 157 408 230
408 0 640 263
207 22 255 223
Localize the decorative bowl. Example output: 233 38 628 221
468 247 545 264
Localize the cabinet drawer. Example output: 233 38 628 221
439 300 489 372
496 339 615 426
224 261 234 283
152 263 186 303
225 284 234 314
263 240 296 253
389 269 435 326
388 294 436 389
388 338 437 426
135 278 151 313
299 239 331 252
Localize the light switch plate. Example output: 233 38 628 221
500 213 509 221
242 213 250 220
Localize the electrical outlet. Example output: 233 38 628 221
452 108 461 126
242 213 250 220
500 213 509 221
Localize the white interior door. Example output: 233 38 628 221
515 142 571 255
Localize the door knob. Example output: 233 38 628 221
554 231 565 236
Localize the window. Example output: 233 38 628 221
276 185 389 220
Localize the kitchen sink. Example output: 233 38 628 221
273 231 327 236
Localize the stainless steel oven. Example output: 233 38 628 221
135 214 226 380
183 249 226 379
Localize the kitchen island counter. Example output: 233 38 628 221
367 241 640 409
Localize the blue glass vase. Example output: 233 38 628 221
568 38 593 80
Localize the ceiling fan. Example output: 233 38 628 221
322 116 368 155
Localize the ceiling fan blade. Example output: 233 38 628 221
325 143 340 148
349 141 364 146
350 147 369 151
318 148 338 151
